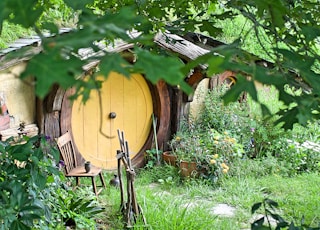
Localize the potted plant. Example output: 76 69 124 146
169 118 244 180
162 150 177 166
169 129 203 177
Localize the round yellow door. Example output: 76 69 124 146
71 72 153 169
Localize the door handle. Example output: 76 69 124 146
109 112 117 119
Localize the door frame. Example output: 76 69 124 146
42 78 170 168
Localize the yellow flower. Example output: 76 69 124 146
223 131 228 135
222 168 229 174
214 140 219 145
221 163 229 170
213 136 220 141
213 154 219 159
175 136 181 141
210 159 216 164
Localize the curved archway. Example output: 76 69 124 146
43 74 171 170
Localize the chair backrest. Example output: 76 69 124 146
57 131 77 174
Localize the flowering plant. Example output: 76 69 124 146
169 124 244 182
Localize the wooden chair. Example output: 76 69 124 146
56 131 106 195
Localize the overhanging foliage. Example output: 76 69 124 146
0 0 319 129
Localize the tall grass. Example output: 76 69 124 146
0 22 34 48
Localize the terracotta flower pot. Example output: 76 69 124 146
162 151 177 166
179 160 197 177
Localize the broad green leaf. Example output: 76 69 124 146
20 205 43 212
222 75 257 104
253 67 287 87
301 25 320 43
50 149 60 164
303 71 320 93
10 146 30 161
64 0 93 10
10 220 30 230
207 55 225 76
0 1 10 33
278 88 295 106
261 104 272 118
20 50 83 98
32 173 47 190
134 48 192 94
277 48 314 71
98 53 132 78
181 52 213 75
199 20 222 37
19 213 42 221
7 0 43 28
269 0 287 28
40 22 59 35
276 107 299 129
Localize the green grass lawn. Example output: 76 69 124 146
96 165 320 230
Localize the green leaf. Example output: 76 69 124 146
276 107 299 129
29 156 39 164
269 0 287 28
278 88 295 106
254 0 287 28
20 50 83 98
222 75 257 104
64 0 92 10
19 213 42 221
10 220 30 230
98 53 131 78
261 104 272 118
253 67 287 87
20 205 42 212
251 202 262 214
50 148 60 163
276 221 289 228
181 52 212 75
301 25 320 43
10 144 31 161
199 20 222 37
40 22 59 34
0 1 10 33
207 55 225 76
31 171 47 190
269 213 286 224
134 48 192 94
7 0 43 28
251 216 265 230
288 221 296 230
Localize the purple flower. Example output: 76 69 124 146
58 160 65 167
250 128 255 133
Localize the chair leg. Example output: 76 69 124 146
76 177 80 186
99 172 106 188
91 177 98 195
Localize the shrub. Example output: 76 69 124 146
0 135 104 229
169 86 246 183
0 135 61 229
